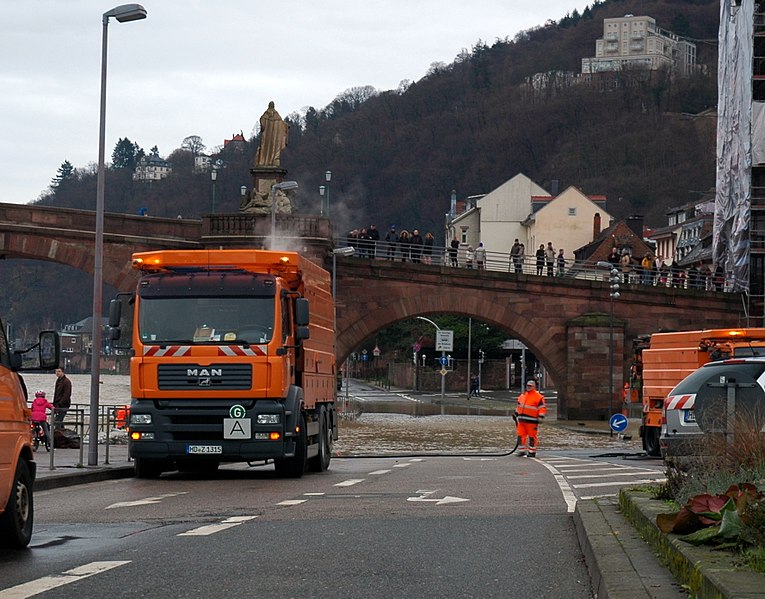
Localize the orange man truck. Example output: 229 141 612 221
109 249 337 479
0 320 59 548
630 328 765 456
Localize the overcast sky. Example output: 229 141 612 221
1 1 591 206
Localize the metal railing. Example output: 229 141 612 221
335 239 725 290
43 404 129 469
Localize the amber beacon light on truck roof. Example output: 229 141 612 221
131 250 301 277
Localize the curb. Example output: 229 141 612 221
574 497 685 598
34 465 134 491
619 490 765 599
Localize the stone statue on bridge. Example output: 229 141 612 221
253 101 289 167
242 101 294 215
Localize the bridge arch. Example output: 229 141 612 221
331 257 743 419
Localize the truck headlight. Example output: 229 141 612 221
257 414 280 424
130 414 152 425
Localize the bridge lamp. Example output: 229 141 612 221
210 169 218 214
90 3 147 466
270 180 299 249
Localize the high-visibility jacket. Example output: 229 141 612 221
515 389 546 423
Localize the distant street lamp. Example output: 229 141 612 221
210 169 217 214
270 180 299 248
319 185 326 216
324 170 332 216
332 246 354 412
240 185 247 199
90 3 147 467
597 261 621 429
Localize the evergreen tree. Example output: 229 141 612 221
112 138 142 169
51 160 74 188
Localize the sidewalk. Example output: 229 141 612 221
32 442 134 491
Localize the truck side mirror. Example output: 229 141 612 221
39 331 60 370
296 326 310 341
295 298 310 326
108 298 122 328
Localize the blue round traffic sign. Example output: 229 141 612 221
439 356 448 366
609 413 629 433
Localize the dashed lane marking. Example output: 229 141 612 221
334 479 365 487
0 561 130 598
566 471 666 480
393 463 411 468
106 492 188 509
178 515 258 536
276 499 308 506
369 469 393 475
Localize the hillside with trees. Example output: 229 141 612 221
3 0 723 334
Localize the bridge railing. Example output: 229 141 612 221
334 238 718 289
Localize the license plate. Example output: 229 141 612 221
683 410 696 423
187 445 223 454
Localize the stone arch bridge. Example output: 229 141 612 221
0 202 743 418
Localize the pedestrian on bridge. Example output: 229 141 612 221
514 380 546 457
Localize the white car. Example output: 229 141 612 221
661 357 765 462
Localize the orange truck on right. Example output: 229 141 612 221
630 328 765 456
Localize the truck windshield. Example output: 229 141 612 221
138 297 275 344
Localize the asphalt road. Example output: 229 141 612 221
2 455 593 598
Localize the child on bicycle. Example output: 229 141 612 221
31 390 54 446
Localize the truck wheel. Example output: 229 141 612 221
134 458 163 479
0 459 34 548
643 427 661 457
308 407 332 472
275 412 307 478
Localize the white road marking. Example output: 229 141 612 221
409 458 424 462
556 466 656 474
335 479 365 487
0 561 130 598
573 478 666 489
580 493 618 500
407 490 469 505
106 492 188 509
178 515 258 536
369 469 392 475
393 463 411 468
276 499 308 506
463 458 497 461
536 459 578 513
304 492 325 496
567 471 665 480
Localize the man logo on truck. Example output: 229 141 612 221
187 368 223 377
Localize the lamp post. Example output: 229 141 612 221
324 170 332 216
90 3 146 466
270 180 298 248
210 168 217 214
319 185 326 216
333 246 355 412
597 261 621 430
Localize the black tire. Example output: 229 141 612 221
0 459 34 548
643 426 661 457
275 412 307 478
308 407 332 472
134 458 163 479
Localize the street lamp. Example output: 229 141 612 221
240 185 247 199
210 169 217 214
324 170 332 216
90 3 147 466
596 261 621 428
319 185 326 216
270 180 299 248
416 316 449 400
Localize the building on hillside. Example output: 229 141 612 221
224 132 246 149
573 217 653 269
581 14 696 79
133 154 172 181
445 173 613 267
194 155 212 172
647 196 714 266
523 186 609 261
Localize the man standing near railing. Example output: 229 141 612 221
53 367 72 430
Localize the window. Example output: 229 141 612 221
568 207 577 217
460 228 468 244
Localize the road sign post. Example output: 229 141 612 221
435 331 453 401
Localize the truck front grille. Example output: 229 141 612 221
158 363 252 390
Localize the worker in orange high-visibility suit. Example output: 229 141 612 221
514 379 547 457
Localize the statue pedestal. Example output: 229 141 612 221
251 166 287 196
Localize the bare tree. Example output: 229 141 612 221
181 135 206 156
